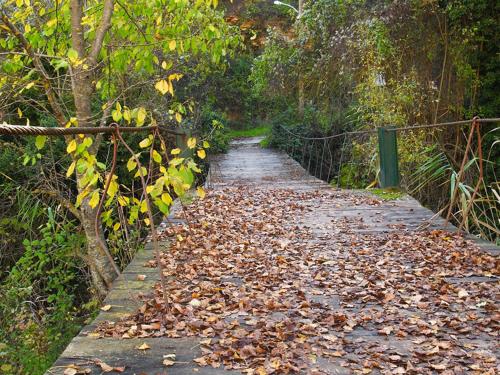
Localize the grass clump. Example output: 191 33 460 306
227 125 271 139
368 188 405 200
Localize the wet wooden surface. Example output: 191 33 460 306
47 137 498 375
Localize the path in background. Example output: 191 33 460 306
47 137 498 374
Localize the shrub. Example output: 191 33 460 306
0 213 91 375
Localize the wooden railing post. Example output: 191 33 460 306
378 127 400 188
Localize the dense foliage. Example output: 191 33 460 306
0 0 240 373
251 0 499 241
0 0 498 373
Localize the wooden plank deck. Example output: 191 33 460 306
46 137 498 375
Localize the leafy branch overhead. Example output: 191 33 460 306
0 0 241 295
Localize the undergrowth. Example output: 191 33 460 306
227 125 271 139
0 211 95 375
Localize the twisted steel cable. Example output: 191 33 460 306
0 124 185 136
279 118 500 140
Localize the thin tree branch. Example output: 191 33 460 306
88 0 114 65
33 189 82 222
0 10 67 126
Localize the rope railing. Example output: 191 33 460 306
0 121 196 301
0 124 186 136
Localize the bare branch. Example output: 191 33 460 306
88 0 114 65
33 189 82 222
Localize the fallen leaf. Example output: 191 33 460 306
458 289 469 298
379 326 393 335
136 343 150 350
95 360 125 373
163 359 175 366
189 298 201 307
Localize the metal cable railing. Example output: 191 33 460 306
279 118 499 184
278 117 499 240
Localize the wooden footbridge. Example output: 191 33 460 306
47 137 499 374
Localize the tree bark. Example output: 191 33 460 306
70 0 118 297
80 203 117 296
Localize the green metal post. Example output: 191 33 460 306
378 127 400 188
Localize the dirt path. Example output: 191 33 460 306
48 138 499 375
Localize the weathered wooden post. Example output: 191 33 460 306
378 127 400 188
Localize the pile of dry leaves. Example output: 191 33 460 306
96 187 499 374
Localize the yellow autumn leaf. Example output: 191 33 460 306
107 179 119 198
196 186 206 199
134 166 148 178
187 137 196 149
139 138 152 148
66 161 76 177
113 222 121 231
203 140 210 148
197 149 206 159
112 107 122 122
152 150 162 163
168 73 183 81
175 112 182 123
155 79 169 95
140 200 148 213
67 139 77 153
168 40 176 51
88 190 100 208
171 148 181 155
46 18 57 28
123 109 131 123
35 135 46 150
127 158 137 171
137 107 147 126
65 117 78 128
161 193 173 205
17 107 22 118
118 196 130 207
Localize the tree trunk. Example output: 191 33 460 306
80 202 117 297
70 0 118 297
